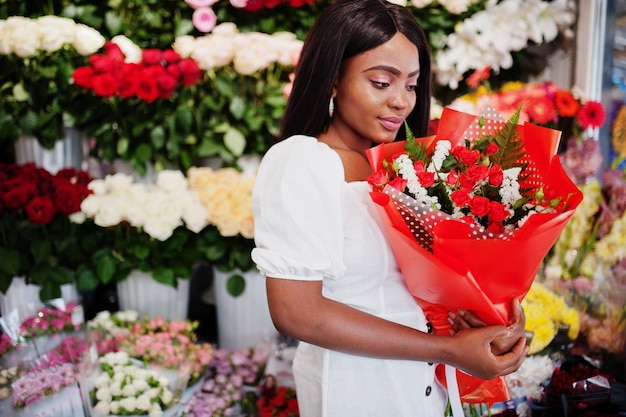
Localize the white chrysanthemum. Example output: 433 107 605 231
119 396 138 414
95 387 112 402
93 401 111 415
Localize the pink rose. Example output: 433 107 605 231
192 7 217 33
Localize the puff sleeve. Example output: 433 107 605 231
251 135 347 281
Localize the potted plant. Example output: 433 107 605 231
75 169 210 320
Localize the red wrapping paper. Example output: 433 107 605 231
366 107 582 405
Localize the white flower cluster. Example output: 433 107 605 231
505 354 556 401
0 15 105 57
434 0 576 89
172 22 302 75
408 0 477 14
92 351 174 417
395 154 442 209
87 310 139 336
80 170 208 241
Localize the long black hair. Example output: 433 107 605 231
277 0 432 142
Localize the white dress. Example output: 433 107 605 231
252 135 447 417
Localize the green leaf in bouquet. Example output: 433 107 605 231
175 105 193 133
491 105 526 170
104 11 124 35
224 127 246 157
39 280 63 302
19 110 38 134
12 83 29 102
117 135 129 155
226 273 246 297
129 243 150 260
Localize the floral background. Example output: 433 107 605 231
1 0 626 415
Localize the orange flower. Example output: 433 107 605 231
554 89 580 117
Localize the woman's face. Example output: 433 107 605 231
332 32 420 146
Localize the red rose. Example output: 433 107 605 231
446 169 458 186
468 195 490 217
367 168 388 188
89 54 120 74
136 78 160 103
485 142 498 155
417 171 435 188
488 201 509 222
388 177 407 192
157 74 178 99
92 73 120 98
178 59 202 86
450 188 470 207
118 76 139 98
166 64 182 81
488 164 503 186
162 49 181 64
142 49 162 65
54 184 82 215
413 160 425 174
103 41 126 62
25 196 57 225
465 164 488 182
453 147 480 165
72 67 95 89
458 173 475 189
244 0 263 12
3 184 34 209
487 221 504 234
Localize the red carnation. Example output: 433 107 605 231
25 196 57 225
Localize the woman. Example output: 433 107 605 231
251 0 528 415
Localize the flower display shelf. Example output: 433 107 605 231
0 277 79 322
213 268 277 350
116 270 190 321
13 128 86 174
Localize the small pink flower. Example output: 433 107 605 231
229 0 248 7
192 7 217 33
185 0 219 8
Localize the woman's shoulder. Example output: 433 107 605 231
263 135 340 168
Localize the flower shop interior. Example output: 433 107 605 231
1 0 626 416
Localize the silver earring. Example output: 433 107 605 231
328 98 334 117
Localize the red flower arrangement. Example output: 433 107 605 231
366 107 582 409
256 383 299 417
73 41 202 103
71 40 206 174
244 0 318 12
0 163 93 300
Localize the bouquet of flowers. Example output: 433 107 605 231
72 38 205 174
366 107 582 406
0 162 93 301
87 351 178 417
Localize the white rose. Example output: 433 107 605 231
172 35 196 59
80 195 101 217
10 19 40 57
69 211 86 224
37 15 76 52
411 0 434 7
183 202 208 233
73 24 105 55
212 22 238 37
386 0 407 5
93 200 124 227
157 170 188 193
111 35 141 63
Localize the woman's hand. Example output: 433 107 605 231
448 298 526 355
